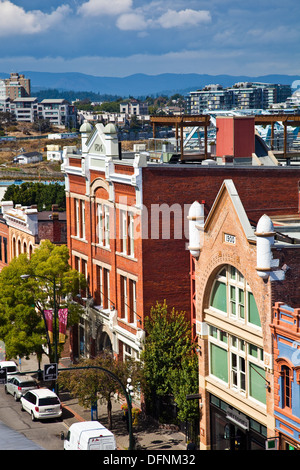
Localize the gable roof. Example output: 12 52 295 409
204 179 256 242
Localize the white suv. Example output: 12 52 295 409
20 388 62 421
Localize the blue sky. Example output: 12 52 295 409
0 0 299 77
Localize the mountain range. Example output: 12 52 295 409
1 71 300 97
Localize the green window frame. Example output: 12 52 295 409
210 343 228 383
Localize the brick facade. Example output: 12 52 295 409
189 179 300 450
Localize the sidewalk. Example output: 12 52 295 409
18 354 187 451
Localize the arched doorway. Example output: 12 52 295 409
98 331 113 354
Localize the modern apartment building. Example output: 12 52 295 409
187 82 292 113
40 99 77 128
9 98 40 122
0 97 77 127
120 99 149 116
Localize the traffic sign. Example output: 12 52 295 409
43 363 58 381
0 368 7 384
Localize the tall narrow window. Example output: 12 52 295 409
120 210 127 254
104 205 110 247
120 275 127 319
282 366 292 409
128 279 136 324
75 199 80 237
103 268 110 309
3 237 7 263
81 200 85 239
98 204 110 248
128 212 134 257
98 266 110 309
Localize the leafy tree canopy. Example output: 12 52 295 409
3 182 66 212
0 240 86 363
141 301 199 423
58 354 143 429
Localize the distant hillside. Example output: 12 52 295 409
1 71 299 98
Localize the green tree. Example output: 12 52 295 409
0 240 86 365
58 354 143 430
3 182 66 211
141 301 198 423
169 353 199 433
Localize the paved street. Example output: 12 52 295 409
0 354 187 451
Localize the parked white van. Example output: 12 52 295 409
0 361 18 375
63 421 117 450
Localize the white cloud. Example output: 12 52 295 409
116 13 149 31
78 0 132 17
0 1 70 37
157 9 211 28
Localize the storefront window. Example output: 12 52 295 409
210 395 267 450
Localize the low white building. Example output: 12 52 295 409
14 151 43 164
46 145 63 162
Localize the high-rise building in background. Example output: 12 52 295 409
3 73 31 100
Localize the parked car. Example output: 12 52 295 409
0 361 19 375
20 388 62 421
5 375 38 401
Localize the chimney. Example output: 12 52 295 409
216 116 255 159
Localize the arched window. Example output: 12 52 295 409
210 265 261 328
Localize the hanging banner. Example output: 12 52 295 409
44 309 53 344
58 308 68 343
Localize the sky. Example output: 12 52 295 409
0 0 299 78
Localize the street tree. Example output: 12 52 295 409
57 354 143 430
141 301 198 423
0 240 86 365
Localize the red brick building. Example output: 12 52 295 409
62 118 300 368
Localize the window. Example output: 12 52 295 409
74 199 86 239
81 200 85 239
120 275 137 325
208 327 266 405
120 275 127 319
210 265 261 328
98 204 110 248
281 366 292 409
75 199 79 237
120 210 134 257
98 266 110 309
230 336 246 394
128 279 137 324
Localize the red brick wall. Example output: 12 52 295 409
141 165 300 319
